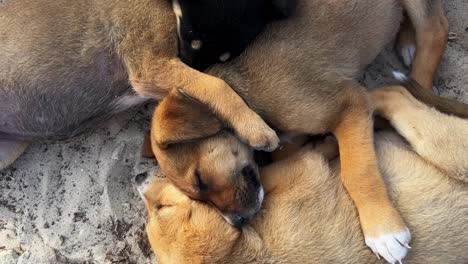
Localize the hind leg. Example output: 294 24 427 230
371 86 468 182
333 88 410 264
399 0 448 90
0 139 30 170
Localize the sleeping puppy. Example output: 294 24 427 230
138 82 468 264
174 0 296 70
0 0 293 169
149 0 448 261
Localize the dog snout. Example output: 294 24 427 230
225 213 254 229
220 188 265 228
231 215 247 228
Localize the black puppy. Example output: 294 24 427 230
174 0 297 70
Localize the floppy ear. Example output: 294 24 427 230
269 0 297 19
152 92 223 149
141 132 155 158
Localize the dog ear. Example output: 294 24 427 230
153 91 223 149
269 0 297 19
141 132 155 158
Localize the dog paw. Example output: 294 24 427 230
432 85 440 95
236 116 280 152
365 228 411 264
250 127 280 152
396 24 416 67
0 139 30 170
391 71 408 82
398 44 416 67
370 87 407 118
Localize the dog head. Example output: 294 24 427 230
135 172 241 263
173 0 297 70
150 92 264 227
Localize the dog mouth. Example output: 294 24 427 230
216 186 265 229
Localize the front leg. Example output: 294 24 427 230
129 58 279 151
108 0 278 151
333 89 410 264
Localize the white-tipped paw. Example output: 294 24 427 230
238 115 280 152
392 71 408 82
399 44 416 67
365 228 411 264
432 86 440 95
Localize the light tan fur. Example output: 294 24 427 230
140 86 468 263
150 0 449 254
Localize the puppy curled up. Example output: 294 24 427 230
140 82 468 264
149 0 449 262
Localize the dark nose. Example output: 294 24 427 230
241 165 260 189
231 215 246 228
134 172 149 186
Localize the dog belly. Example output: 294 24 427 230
0 5 146 141
0 82 146 140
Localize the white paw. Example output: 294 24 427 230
365 228 411 264
392 71 408 82
432 86 440 95
399 45 416 67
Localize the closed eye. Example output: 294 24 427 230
195 169 208 192
156 204 171 210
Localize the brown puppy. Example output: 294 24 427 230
149 0 448 260
138 85 468 264
0 0 281 169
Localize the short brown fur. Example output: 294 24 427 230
141 86 468 263
0 0 279 169
150 0 449 256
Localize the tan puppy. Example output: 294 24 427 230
138 84 468 264
149 0 448 260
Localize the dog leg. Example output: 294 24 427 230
0 139 30 170
371 86 468 183
129 59 279 151
333 90 410 264
401 0 448 90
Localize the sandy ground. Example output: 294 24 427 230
0 1 467 263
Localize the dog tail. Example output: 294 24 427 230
393 72 468 119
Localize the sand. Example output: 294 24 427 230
0 1 467 263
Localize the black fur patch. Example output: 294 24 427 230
175 0 297 70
